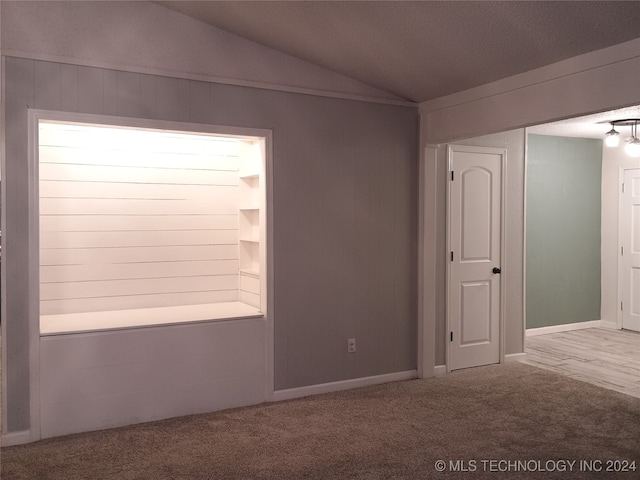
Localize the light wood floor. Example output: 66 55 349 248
522 327 640 399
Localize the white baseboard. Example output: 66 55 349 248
434 358 523 373
526 319 613 337
272 370 418 402
2 430 34 447
434 365 447 376
504 353 527 363
599 320 617 330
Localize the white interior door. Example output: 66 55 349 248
621 168 640 332
448 145 504 371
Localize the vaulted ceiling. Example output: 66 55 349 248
159 1 640 104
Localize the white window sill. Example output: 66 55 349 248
40 302 264 336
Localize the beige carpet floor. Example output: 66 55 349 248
2 363 639 479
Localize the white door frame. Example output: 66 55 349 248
617 166 625 329
445 144 507 373
617 166 640 330
417 146 438 378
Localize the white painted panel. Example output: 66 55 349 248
632 268 640 316
40 197 235 216
236 142 263 310
39 162 239 185
461 167 491 262
41 196 238 216
623 169 640 332
41 229 238 249
40 145 240 171
240 274 260 295
41 260 239 283
239 241 259 272
239 176 260 209
40 374 265 439
39 123 242 156
240 290 260 308
37 118 264 338
39 319 266 438
40 181 237 202
40 244 238 265
633 205 640 254
40 275 238 300
460 281 491 345
41 302 262 335
40 214 238 232
41 290 239 315
44 343 262 399
239 209 260 241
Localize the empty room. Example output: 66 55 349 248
1 2 640 479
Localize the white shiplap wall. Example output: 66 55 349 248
39 122 242 317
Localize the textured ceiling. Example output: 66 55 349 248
528 105 640 140
158 1 640 103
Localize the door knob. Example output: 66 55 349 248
492 267 501 274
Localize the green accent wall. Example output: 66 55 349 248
526 135 602 329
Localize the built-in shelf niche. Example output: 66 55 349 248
238 142 264 310
38 118 267 334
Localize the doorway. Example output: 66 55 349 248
526 106 640 335
621 168 640 332
446 145 506 371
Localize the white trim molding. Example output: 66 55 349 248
526 320 615 337
272 370 418 402
1 54 7 444
417 145 438 379
1 430 35 447
504 353 527 363
599 321 618 330
434 365 447 376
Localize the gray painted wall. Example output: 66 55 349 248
526 135 602 329
3 57 418 432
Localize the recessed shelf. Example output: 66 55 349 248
238 141 262 311
40 302 263 335
239 268 260 277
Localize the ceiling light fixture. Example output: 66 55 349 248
604 119 640 157
625 121 640 158
604 124 620 147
